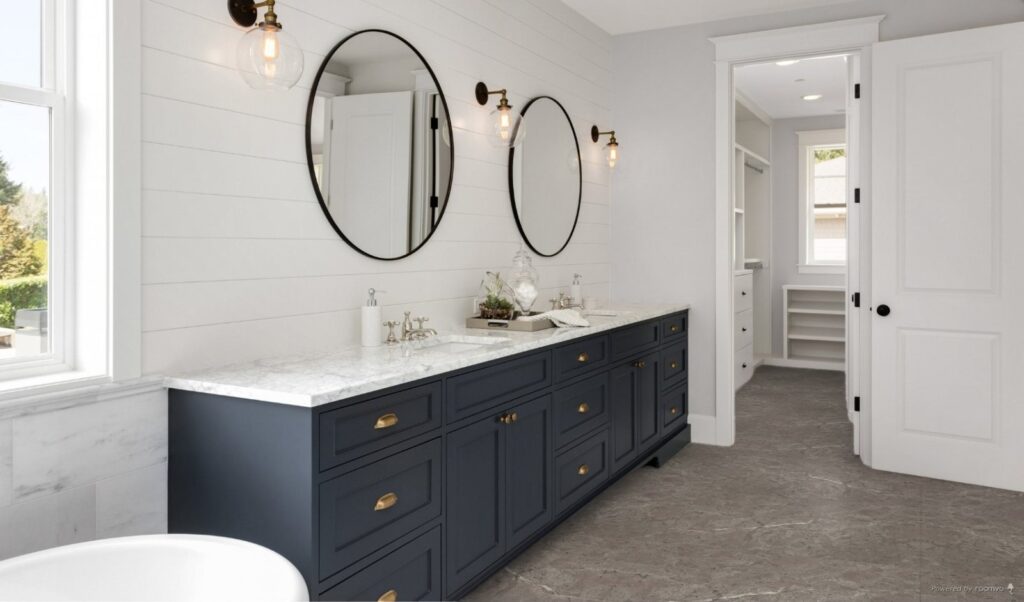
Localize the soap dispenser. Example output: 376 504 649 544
570 273 583 306
361 288 383 347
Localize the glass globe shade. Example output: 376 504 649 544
487 105 526 149
605 141 619 169
237 23 304 90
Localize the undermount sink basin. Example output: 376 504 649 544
416 335 511 354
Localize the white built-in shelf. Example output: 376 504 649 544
784 285 846 368
788 301 846 315
734 143 771 168
787 325 846 342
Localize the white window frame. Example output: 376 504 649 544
0 0 142 401
797 128 847 274
0 0 71 380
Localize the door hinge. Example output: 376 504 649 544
430 117 439 130
430 195 439 208
854 83 861 99
854 188 861 204
852 292 860 308
854 396 861 412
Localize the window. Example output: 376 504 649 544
0 0 66 371
798 129 847 272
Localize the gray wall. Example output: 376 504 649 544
610 0 1024 418
770 115 847 357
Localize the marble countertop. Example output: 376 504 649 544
164 304 689 408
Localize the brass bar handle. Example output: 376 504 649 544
577 402 589 414
577 464 589 476
374 413 399 430
378 590 398 602
374 492 398 512
577 351 589 363
632 360 646 369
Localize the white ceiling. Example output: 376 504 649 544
734 54 848 119
560 0 856 35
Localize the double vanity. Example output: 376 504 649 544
167 306 690 601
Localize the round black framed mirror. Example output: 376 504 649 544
508 96 582 257
305 30 454 260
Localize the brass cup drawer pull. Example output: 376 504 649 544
499 411 519 425
577 402 590 414
374 413 399 430
374 492 398 512
577 351 589 363
378 589 398 602
577 464 589 476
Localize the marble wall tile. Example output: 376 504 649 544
96 462 167 538
0 419 11 507
0 485 96 560
11 390 167 501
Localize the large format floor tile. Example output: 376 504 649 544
467 367 1024 601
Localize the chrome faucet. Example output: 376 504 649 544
401 312 437 341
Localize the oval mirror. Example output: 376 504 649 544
509 96 581 257
305 30 454 260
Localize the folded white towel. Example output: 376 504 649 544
518 309 590 328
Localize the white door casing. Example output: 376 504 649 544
328 91 413 258
871 22 1024 491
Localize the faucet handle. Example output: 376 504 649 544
414 316 429 329
383 321 400 345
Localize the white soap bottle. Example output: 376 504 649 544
361 288 383 347
570 273 583 307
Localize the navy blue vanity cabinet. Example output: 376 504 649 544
169 309 690 601
445 394 552 596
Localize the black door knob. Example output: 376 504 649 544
877 304 891 317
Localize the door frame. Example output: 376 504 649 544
710 16 882 454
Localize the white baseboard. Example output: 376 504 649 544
761 356 844 372
688 414 718 445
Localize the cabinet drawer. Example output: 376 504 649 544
553 373 609 449
610 320 660 361
735 273 753 312
735 345 754 390
319 381 442 471
662 382 688 430
446 352 551 422
734 309 753 351
553 335 609 382
554 430 609 514
660 341 687 390
661 313 687 341
320 526 441 602
319 440 442 580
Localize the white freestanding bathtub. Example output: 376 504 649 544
0 534 309 602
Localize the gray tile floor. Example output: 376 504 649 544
467 367 1024 601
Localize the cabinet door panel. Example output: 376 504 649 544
446 415 506 594
608 365 638 473
637 351 662 451
507 395 553 550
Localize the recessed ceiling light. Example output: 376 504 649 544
802 94 823 101
776 60 800 66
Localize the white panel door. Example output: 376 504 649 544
328 91 412 258
872 22 1024 491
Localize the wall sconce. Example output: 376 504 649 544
591 126 619 169
475 82 526 148
229 0 304 90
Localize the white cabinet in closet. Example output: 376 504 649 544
734 271 754 389
783 285 846 370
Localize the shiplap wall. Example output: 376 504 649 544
140 0 613 375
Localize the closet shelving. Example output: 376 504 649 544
783 285 846 369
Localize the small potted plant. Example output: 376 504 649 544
478 272 516 320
